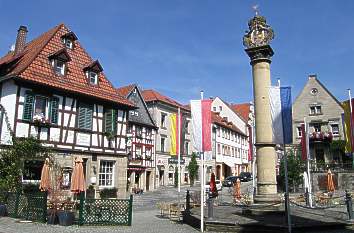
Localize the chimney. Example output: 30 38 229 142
14 25 28 55
308 74 317 80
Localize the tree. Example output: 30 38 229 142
0 137 48 192
279 148 304 192
187 152 199 186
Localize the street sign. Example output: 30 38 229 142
168 158 185 164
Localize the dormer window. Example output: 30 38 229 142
53 59 65 75
89 71 98 85
63 38 73 49
48 49 71 76
83 60 103 86
61 31 78 50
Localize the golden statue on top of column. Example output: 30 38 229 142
243 5 274 49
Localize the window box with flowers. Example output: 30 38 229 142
23 91 59 127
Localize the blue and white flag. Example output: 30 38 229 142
269 86 293 144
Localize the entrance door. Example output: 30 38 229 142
146 171 151 191
160 170 164 186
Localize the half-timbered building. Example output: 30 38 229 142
117 84 158 192
0 24 134 198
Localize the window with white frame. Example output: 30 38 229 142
161 137 166 152
34 96 48 120
311 123 321 133
146 147 152 159
136 126 142 137
51 59 65 75
309 105 322 115
62 38 73 49
331 123 339 136
217 143 221 154
146 128 152 138
99 161 114 187
22 160 44 182
182 141 187 155
88 71 98 85
135 146 142 159
297 126 302 137
161 113 166 128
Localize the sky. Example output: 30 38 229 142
0 0 354 105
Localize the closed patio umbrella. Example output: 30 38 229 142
234 178 241 200
209 172 218 197
39 158 51 192
327 169 335 193
71 157 86 193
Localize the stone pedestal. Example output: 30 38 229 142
245 45 278 202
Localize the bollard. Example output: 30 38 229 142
207 194 214 220
345 190 353 220
185 189 191 214
305 189 310 207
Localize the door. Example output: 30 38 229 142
146 171 151 191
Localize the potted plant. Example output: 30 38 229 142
0 192 7 217
86 185 95 199
57 197 75 226
47 206 58 225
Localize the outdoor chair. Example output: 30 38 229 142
169 203 181 221
157 202 170 217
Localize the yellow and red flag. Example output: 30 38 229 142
343 100 354 154
170 112 182 156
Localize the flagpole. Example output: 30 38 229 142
178 107 181 194
304 117 313 207
348 89 354 158
200 90 204 233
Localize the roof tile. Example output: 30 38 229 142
142 89 190 111
0 24 133 107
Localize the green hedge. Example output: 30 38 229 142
99 188 117 199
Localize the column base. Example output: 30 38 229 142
254 193 280 203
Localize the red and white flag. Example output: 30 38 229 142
191 99 212 160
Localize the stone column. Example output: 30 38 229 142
245 45 278 202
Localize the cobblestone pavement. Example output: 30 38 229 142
0 210 198 233
0 183 254 233
0 185 202 233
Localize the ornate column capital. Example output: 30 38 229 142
245 45 274 65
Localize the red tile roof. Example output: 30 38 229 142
142 89 190 111
116 84 136 97
0 24 134 107
230 103 251 122
212 112 246 136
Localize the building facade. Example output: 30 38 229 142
117 84 158 192
142 89 193 187
211 97 250 179
293 75 345 165
0 24 134 198
212 112 249 180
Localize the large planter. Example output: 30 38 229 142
57 211 75 226
0 204 7 216
47 209 58 224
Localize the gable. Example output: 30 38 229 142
0 24 133 107
211 97 247 134
127 87 156 127
293 77 344 121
